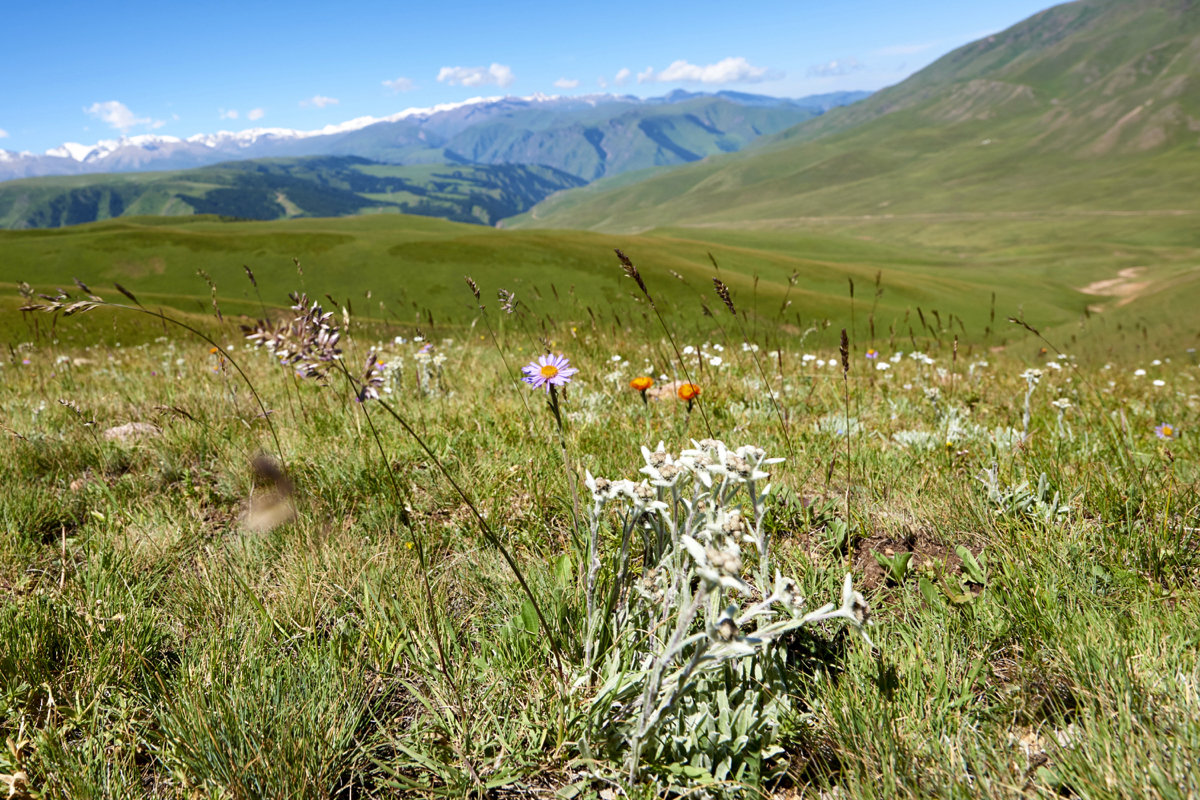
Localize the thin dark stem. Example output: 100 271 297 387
371 394 569 687
93 302 285 462
333 361 482 783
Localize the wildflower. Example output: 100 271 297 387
1134 369 1146 377
521 353 578 393
866 348 879 359
630 376 653 404
356 351 385 402
678 382 701 414
1050 398 1072 410
1155 423 1176 440
1153 379 1165 387
876 362 890 371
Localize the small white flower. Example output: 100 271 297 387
683 345 696 355
1134 369 1146 377
709 356 723 367
1153 379 1166 387
876 362 890 371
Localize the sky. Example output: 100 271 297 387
0 0 1063 154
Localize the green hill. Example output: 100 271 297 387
1 213 1098 342
513 0 1200 232
0 157 585 230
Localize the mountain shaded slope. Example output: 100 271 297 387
0 92 868 183
0 157 585 229
513 0 1200 232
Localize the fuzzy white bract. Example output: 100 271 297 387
580 439 869 786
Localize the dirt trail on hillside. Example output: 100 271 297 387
1079 267 1150 309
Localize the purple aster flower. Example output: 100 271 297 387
1155 422 1176 440
522 353 578 392
865 348 879 359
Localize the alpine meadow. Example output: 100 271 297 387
1 0 1198 798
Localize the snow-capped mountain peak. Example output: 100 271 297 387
0 90 860 182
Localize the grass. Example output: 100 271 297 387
1 271 1197 797
0 210 1152 351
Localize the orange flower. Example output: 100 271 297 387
208 346 219 355
677 383 701 401
630 376 654 392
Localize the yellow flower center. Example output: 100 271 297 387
1162 425 1174 437
540 364 560 379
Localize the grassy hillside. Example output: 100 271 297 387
5 212 1195 363
513 0 1200 232
0 157 586 229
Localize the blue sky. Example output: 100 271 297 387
0 0 1061 153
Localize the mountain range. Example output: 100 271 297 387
0 90 869 184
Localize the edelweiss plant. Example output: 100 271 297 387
580 439 871 788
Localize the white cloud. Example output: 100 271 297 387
219 108 239 120
597 77 609 89
437 63 515 88
614 68 632 86
0 128 9 139
247 108 265 121
84 100 156 132
382 76 415 93
301 95 340 108
553 77 580 89
807 58 864 77
638 56 776 85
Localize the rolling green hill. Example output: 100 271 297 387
513 0 1200 232
0 157 586 229
0 211 1172 351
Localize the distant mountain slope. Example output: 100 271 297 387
0 157 586 229
0 91 869 184
514 0 1200 232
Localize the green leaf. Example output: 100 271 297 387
919 576 942 607
956 545 987 584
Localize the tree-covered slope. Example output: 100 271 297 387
0 157 586 229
